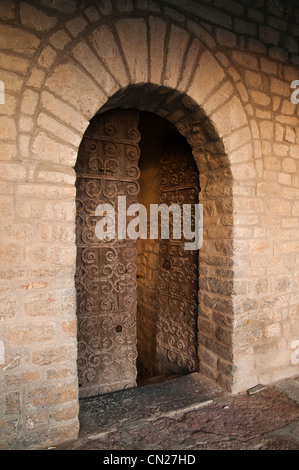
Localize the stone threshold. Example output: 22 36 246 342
55 374 299 450
76 373 226 440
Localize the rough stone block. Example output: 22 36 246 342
164 25 190 89
211 96 248 137
232 51 259 70
30 344 74 366
5 371 40 387
188 51 225 105
32 132 77 166
5 392 21 415
26 67 45 89
20 89 39 115
0 0 16 20
0 295 17 320
66 16 88 37
20 2 57 31
72 41 119 96
17 198 75 222
6 323 55 346
27 382 77 409
46 63 105 118
37 113 81 147
40 0 77 13
49 30 71 50
90 25 128 87
178 38 202 91
0 117 16 140
149 16 167 84
116 18 148 83
37 45 56 69
0 51 29 75
0 247 18 266
24 244 76 266
0 24 39 55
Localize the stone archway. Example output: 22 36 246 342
74 83 235 396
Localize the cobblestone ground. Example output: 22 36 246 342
57 376 299 451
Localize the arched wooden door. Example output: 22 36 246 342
75 109 141 398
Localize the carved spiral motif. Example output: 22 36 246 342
103 123 118 137
127 127 141 143
83 139 98 154
103 141 119 159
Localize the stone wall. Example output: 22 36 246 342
0 0 298 450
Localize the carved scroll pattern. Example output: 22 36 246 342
157 133 200 373
75 110 140 398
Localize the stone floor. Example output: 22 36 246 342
57 373 299 451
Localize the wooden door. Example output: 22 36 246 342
75 109 141 398
156 132 200 374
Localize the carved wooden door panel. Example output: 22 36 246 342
156 132 200 374
75 109 140 398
